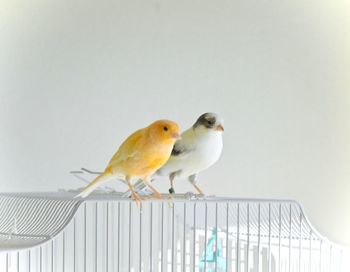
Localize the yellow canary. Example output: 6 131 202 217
76 120 180 204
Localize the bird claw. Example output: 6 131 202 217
186 191 205 199
185 191 195 199
135 191 162 201
153 192 163 199
145 192 163 200
131 192 143 208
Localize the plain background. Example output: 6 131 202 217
1 0 349 246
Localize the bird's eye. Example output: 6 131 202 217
207 120 214 125
163 126 168 131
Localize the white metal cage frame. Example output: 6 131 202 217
0 192 348 272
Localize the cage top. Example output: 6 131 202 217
0 192 334 251
0 191 299 203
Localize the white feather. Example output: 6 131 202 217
157 126 223 178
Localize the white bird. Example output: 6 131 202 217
132 113 224 196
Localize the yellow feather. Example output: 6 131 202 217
107 127 173 178
76 119 180 199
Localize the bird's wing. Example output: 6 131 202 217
107 129 145 166
170 128 196 158
157 128 196 176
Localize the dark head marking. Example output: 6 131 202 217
171 142 186 156
193 112 218 129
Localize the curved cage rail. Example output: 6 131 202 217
0 193 81 250
0 192 348 271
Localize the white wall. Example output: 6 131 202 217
1 0 350 245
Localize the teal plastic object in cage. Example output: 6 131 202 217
199 229 226 272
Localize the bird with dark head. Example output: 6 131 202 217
193 112 224 131
156 112 224 195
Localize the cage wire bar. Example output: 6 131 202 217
0 192 348 272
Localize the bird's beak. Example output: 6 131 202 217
172 132 181 139
215 124 224 132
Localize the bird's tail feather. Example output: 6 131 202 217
75 172 113 198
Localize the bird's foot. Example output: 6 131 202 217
166 192 176 208
190 182 205 197
186 191 205 199
155 192 163 199
184 191 196 199
197 192 205 197
148 191 163 200
138 191 163 200
131 192 143 208
168 201 174 209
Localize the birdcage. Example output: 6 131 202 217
0 192 348 272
